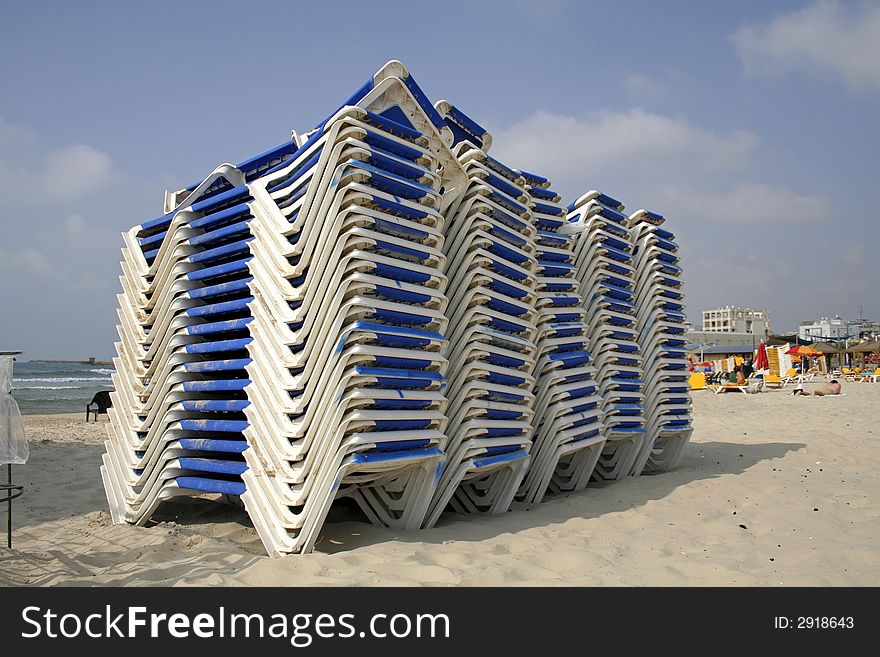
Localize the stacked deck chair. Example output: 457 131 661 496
240 62 468 555
628 210 693 474
566 192 646 481
423 102 536 528
515 170 604 504
101 138 298 527
103 60 470 556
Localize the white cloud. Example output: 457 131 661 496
0 143 119 202
655 183 832 225
43 144 118 199
52 212 122 251
490 108 758 192
622 74 665 100
0 246 59 280
731 1 880 92
0 243 112 292
0 116 120 203
488 108 832 230
693 248 798 293
0 115 38 146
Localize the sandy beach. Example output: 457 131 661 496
1 379 877 587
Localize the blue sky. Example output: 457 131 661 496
1 0 877 358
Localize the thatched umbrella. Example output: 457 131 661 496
848 340 880 370
850 340 880 353
811 341 841 371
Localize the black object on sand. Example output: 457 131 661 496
86 390 113 421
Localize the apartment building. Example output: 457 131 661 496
798 316 848 341
702 306 771 336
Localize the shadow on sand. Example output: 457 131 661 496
2 437 805 561
314 438 805 553
5 441 107 529
5 441 251 530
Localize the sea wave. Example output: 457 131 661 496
13 377 113 383
15 385 83 390
19 393 98 401
89 368 115 374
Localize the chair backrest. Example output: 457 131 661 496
785 368 796 378
89 390 113 412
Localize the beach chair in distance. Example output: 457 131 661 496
709 382 748 394
86 390 113 421
852 367 880 383
778 368 798 386
689 372 707 390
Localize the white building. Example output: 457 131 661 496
702 306 771 337
854 319 880 340
798 315 856 342
685 329 761 349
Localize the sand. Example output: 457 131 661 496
1 379 877 587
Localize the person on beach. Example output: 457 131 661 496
792 380 841 396
811 380 842 396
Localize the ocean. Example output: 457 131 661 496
10 360 114 415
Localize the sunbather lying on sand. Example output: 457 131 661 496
811 380 842 396
792 380 842 396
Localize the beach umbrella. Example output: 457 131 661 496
785 345 820 357
786 345 822 373
753 341 769 372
